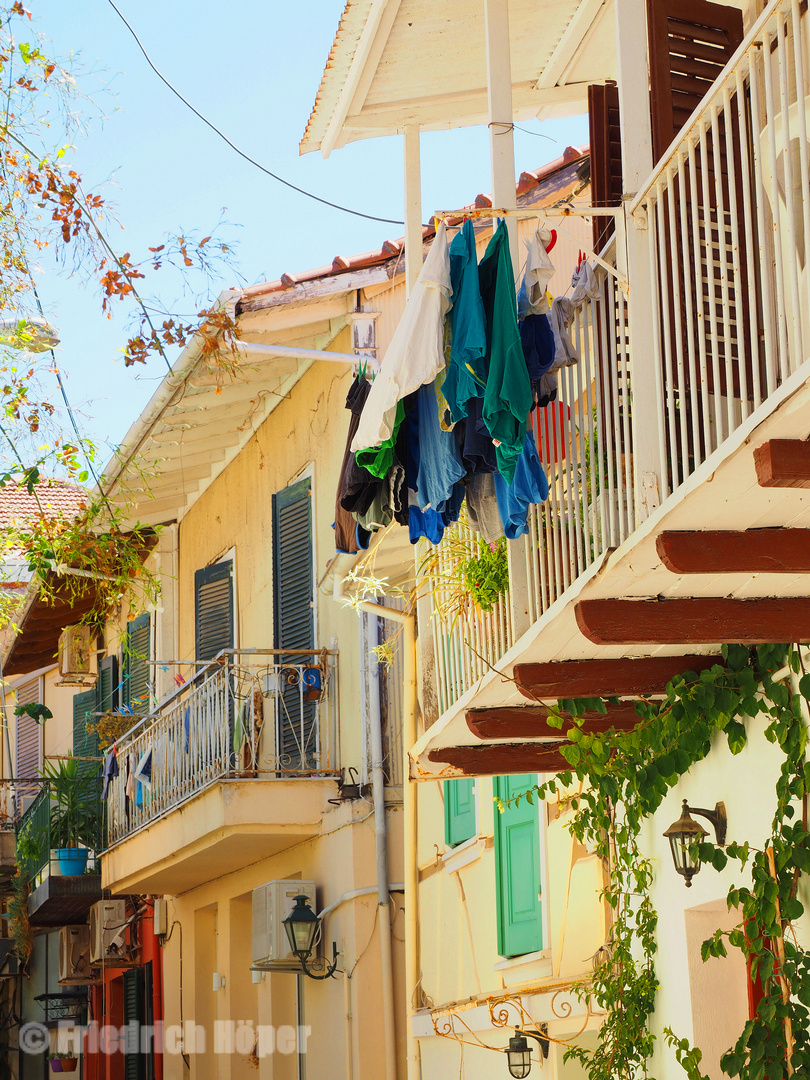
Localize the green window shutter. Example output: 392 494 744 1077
97 654 119 713
123 966 145 1080
493 774 543 958
272 478 314 769
124 613 152 712
194 560 234 662
73 689 100 777
444 779 476 847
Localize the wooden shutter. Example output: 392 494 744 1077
97 654 119 713
124 613 152 713
143 961 155 1080
444 779 476 847
493 774 543 958
73 688 100 778
14 678 42 810
647 0 744 163
272 479 315 770
194 561 234 662
123 966 145 1080
588 82 623 252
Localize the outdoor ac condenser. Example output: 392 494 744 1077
251 879 316 965
58 925 93 985
89 899 131 964
56 624 97 686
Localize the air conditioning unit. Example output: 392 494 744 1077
89 900 136 965
56 625 97 687
59 925 93 985
252 879 316 966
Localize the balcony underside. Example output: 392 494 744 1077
29 874 102 928
412 358 810 780
102 778 339 895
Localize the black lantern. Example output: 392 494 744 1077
663 800 727 886
282 895 339 980
504 1027 549 1078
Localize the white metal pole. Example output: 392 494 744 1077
404 125 422 297
484 0 519 273
615 0 661 522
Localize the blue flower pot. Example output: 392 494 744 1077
56 848 89 876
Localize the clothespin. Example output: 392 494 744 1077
543 228 558 255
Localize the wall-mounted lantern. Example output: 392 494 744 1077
663 799 727 886
282 895 339 980
504 1026 549 1078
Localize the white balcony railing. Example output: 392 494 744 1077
634 0 810 498
427 254 634 710
107 649 339 846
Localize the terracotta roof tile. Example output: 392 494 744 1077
239 146 589 305
0 480 87 530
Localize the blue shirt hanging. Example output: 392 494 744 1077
442 220 487 423
493 432 549 539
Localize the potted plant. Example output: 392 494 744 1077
50 1054 78 1073
41 756 100 877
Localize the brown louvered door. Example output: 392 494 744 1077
588 82 623 254
646 0 755 454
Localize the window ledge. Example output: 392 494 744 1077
441 835 490 874
493 949 552 983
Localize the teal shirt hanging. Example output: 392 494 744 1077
441 219 487 423
479 221 532 484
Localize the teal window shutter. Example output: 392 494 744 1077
194 561 234 662
272 478 315 769
123 613 151 713
73 688 100 778
444 778 476 847
97 654 119 713
123 966 145 1080
493 774 543 957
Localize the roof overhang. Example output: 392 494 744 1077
410 358 810 781
301 0 616 156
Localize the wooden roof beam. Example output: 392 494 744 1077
466 703 641 740
513 654 723 699
657 529 810 574
754 440 810 488
427 743 572 777
575 598 810 645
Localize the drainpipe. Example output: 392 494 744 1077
331 565 419 1080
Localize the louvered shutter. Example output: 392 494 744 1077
272 479 315 770
143 961 154 1080
588 82 623 253
73 688 100 779
124 613 152 713
493 774 543 958
444 778 476 847
14 678 42 811
194 561 234 662
647 0 744 162
123 966 145 1080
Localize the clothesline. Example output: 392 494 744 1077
432 204 627 288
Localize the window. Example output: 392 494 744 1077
444 779 476 847
272 478 315 770
73 688 100 779
194 560 234 662
493 774 543 958
14 677 42 812
123 613 151 713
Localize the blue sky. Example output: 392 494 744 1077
27 0 588 463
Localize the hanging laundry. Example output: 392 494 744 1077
519 313 555 382
351 224 451 456
465 472 504 544
536 371 559 409
414 382 466 512
454 397 498 475
549 297 579 369
183 706 191 753
517 226 555 319
334 376 372 553
101 747 119 800
408 482 465 546
569 259 600 305
493 432 550 539
134 748 152 789
441 220 487 424
125 752 135 799
479 221 533 484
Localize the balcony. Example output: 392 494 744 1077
417 0 810 771
15 778 104 927
102 649 340 895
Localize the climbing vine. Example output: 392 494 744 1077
514 643 809 1080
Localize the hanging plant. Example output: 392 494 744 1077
460 537 509 612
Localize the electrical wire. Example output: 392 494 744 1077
104 0 412 228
